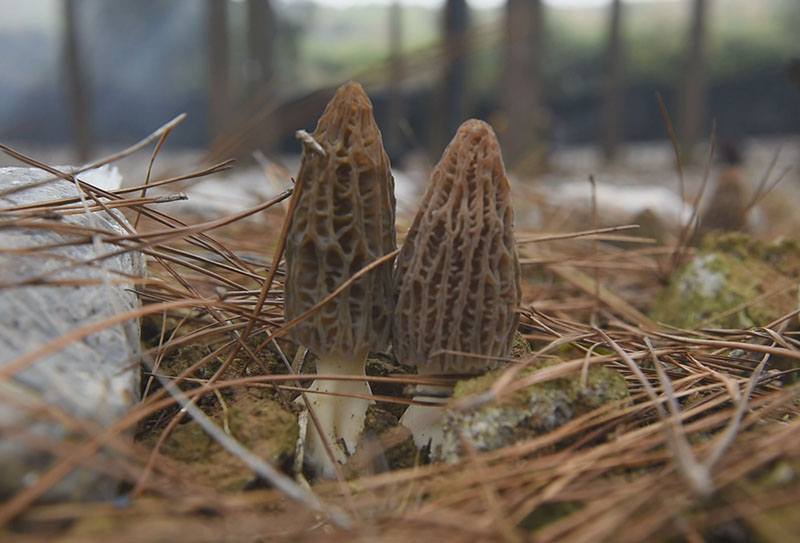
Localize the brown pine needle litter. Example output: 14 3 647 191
2 126 800 543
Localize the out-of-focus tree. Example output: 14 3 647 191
678 0 709 163
502 0 542 166
600 0 623 163
246 0 275 97
207 0 231 140
62 0 90 162
436 0 469 153
385 1 404 160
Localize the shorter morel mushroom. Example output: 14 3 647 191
284 82 396 478
393 119 521 454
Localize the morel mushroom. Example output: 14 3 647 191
393 119 521 452
284 81 396 478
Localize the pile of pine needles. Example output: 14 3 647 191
1 116 799 543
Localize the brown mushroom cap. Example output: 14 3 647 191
284 81 396 358
393 119 520 374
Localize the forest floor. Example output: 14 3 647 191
2 134 800 542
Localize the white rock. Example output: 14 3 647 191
0 167 144 501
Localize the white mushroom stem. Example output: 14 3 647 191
399 384 453 455
301 350 372 479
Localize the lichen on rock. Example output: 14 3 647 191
436 359 629 462
649 232 800 329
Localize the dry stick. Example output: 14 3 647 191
680 118 717 249
655 92 694 275
597 329 714 496
548 265 657 329
588 175 600 324
0 114 188 199
2 193 186 217
742 147 780 215
515 224 639 244
0 366 352 531
140 356 353 530
131 238 307 492
0 159 232 214
133 113 178 229
214 130 353 487
655 333 800 363
644 337 714 496
757 326 796 353
0 144 254 279
3 191 287 289
656 92 686 207
704 349 772 471
142 310 172 400
80 113 188 172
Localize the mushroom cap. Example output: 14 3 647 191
393 119 521 374
284 81 397 358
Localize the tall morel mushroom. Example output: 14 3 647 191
393 119 521 453
284 81 396 477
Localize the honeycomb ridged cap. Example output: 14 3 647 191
284 82 397 357
393 119 521 374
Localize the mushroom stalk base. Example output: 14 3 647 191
400 384 453 456
300 353 371 479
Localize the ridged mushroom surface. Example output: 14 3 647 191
284 81 396 357
393 119 520 375
283 81 396 477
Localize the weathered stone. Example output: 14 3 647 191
649 232 800 329
437 360 629 462
0 166 143 500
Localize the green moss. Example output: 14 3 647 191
145 391 298 492
519 501 584 532
439 360 629 461
650 233 800 329
161 422 211 463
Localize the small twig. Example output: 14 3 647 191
213 389 232 436
704 351 771 470
133 113 178 229
588 175 599 324
656 92 686 207
143 357 353 529
742 147 780 215
645 337 714 496
678 118 716 250
516 224 640 244
295 130 326 157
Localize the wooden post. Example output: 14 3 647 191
436 0 469 153
385 1 404 159
600 0 623 163
62 0 91 162
246 0 275 97
678 0 709 163
207 0 231 140
502 0 542 166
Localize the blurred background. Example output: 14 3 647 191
0 0 798 225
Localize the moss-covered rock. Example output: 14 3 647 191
649 233 800 329
436 360 629 462
148 390 298 492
